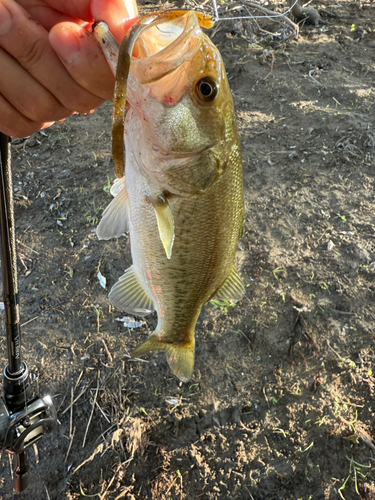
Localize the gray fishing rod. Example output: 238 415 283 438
0 132 57 492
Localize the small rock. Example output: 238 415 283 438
327 240 335 251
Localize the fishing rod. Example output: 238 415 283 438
0 132 57 492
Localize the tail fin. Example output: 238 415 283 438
132 332 195 382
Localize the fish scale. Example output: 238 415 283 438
94 10 244 381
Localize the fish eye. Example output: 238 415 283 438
195 77 218 103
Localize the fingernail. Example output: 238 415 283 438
41 122 55 130
81 21 93 30
91 0 138 42
0 3 12 36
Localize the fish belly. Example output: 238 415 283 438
126 130 243 381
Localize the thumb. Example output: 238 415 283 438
48 0 138 100
49 22 115 100
91 0 138 43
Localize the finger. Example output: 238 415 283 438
15 0 93 30
0 94 45 138
15 0 137 34
49 23 115 101
0 47 70 122
91 0 138 42
49 0 138 100
0 0 105 113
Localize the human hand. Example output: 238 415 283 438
0 0 138 137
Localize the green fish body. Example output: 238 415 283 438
96 12 244 381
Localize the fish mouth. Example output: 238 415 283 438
94 10 213 178
107 10 212 178
131 12 202 85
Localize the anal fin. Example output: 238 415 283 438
211 266 245 303
149 195 174 259
96 181 129 240
132 332 195 382
109 266 154 316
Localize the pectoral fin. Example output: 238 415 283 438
96 184 129 240
110 176 126 197
211 266 245 303
150 196 174 260
132 333 195 382
109 265 154 316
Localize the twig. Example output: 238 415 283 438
329 308 355 316
62 384 91 415
244 485 255 500
326 340 342 360
96 401 110 424
44 484 51 500
307 69 323 86
244 2 299 37
83 372 100 448
317 228 328 243
97 422 119 444
65 426 76 462
74 370 84 391
262 386 270 409
74 442 105 474
237 329 251 344
162 473 180 500
16 239 39 254
99 462 122 500
20 316 39 327
212 0 300 39
124 355 149 363
102 339 113 363
69 386 74 438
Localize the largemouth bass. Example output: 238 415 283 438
94 10 244 382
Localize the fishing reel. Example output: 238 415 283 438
0 363 57 491
0 133 58 492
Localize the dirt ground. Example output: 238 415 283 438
1 1 375 499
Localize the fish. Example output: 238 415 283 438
93 10 244 382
